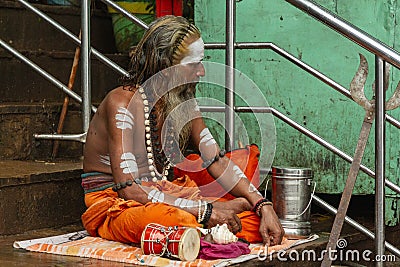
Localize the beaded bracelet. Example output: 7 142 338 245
200 203 213 225
112 179 134 192
256 201 273 217
252 198 273 216
201 149 227 169
197 201 209 223
197 200 203 223
199 201 208 223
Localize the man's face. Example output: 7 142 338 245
179 37 205 84
180 61 205 84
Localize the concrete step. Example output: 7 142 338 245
0 50 129 103
0 102 84 160
0 160 84 235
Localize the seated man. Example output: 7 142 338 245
81 15 284 246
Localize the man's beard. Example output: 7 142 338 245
161 83 197 159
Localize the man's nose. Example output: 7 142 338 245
196 63 205 77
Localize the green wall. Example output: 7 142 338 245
194 0 400 225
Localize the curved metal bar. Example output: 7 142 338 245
17 0 129 77
0 39 97 113
205 42 400 129
386 81 400 110
285 0 400 69
350 54 373 111
34 133 87 143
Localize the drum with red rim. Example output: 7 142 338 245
141 223 200 261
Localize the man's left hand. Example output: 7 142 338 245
258 205 285 246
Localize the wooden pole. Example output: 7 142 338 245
51 31 81 159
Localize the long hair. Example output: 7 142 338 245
123 16 201 156
122 15 201 89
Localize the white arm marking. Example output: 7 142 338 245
120 152 138 174
115 107 135 130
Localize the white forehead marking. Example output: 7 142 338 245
120 152 138 174
180 38 205 65
116 107 134 130
100 154 111 166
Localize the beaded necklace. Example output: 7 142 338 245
139 87 174 182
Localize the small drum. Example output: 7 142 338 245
141 223 200 261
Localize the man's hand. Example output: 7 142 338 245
258 205 285 246
206 205 242 234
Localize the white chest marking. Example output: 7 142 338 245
100 154 111 166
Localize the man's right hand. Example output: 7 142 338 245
206 204 242 234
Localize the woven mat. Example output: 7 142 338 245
14 231 319 267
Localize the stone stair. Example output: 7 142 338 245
0 0 129 234
0 160 83 235
0 0 130 161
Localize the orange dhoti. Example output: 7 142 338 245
81 145 263 244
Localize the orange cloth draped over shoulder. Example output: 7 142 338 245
81 144 263 244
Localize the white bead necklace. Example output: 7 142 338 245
139 87 172 182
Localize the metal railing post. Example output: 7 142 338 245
82 0 91 135
225 0 236 150
375 56 386 265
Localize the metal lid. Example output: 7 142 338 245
271 166 313 178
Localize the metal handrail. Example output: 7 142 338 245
3 0 399 258
285 0 400 70
0 40 95 111
201 105 400 257
312 195 400 257
201 105 400 195
13 0 130 142
205 42 400 129
12 0 400 188
17 0 129 77
283 0 400 262
100 0 149 30
0 38 96 142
